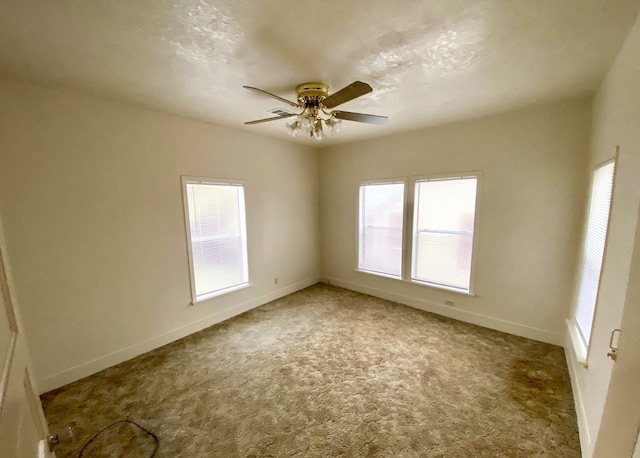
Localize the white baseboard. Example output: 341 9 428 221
564 325 592 457
38 277 319 393
321 276 564 346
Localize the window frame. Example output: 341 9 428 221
355 171 481 296
356 178 407 279
569 154 617 366
408 172 481 295
181 176 250 304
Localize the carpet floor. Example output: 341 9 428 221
41 284 580 457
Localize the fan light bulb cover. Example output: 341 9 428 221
298 116 312 129
288 111 344 140
325 117 342 135
287 120 301 137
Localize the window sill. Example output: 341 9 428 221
192 282 251 305
354 269 476 297
566 319 588 368
410 279 475 296
355 268 402 281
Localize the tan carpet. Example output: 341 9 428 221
41 284 580 457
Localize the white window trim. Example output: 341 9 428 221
355 171 481 296
354 268 403 281
181 176 250 305
568 153 618 365
408 172 482 295
566 319 588 367
353 269 478 297
355 178 407 279
193 282 252 303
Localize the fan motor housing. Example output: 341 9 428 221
296 82 330 106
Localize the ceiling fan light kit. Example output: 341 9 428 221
243 81 387 141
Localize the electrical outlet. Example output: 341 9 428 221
444 300 455 307
274 277 278 284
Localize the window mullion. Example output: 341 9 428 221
403 178 416 281
360 186 366 267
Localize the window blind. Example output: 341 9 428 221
575 161 615 346
358 182 404 277
186 182 248 300
412 177 478 292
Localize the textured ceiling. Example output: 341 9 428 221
1 0 639 147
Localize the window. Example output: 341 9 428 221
358 182 405 277
182 177 249 302
412 176 478 292
574 160 615 347
356 173 480 294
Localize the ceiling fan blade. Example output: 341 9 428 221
334 110 388 125
243 86 301 108
322 81 373 109
244 113 297 125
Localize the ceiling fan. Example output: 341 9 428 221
243 81 388 141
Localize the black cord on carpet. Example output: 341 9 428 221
78 419 159 458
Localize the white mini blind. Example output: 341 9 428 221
575 160 615 346
358 182 405 277
185 181 248 300
412 177 478 292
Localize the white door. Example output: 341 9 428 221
0 223 53 457
593 202 640 457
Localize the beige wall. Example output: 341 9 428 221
319 99 591 344
0 81 320 392
566 13 640 457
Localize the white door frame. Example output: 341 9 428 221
593 200 640 456
0 216 53 457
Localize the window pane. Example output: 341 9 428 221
358 183 404 277
186 182 248 299
575 161 615 346
412 177 477 291
415 232 473 289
